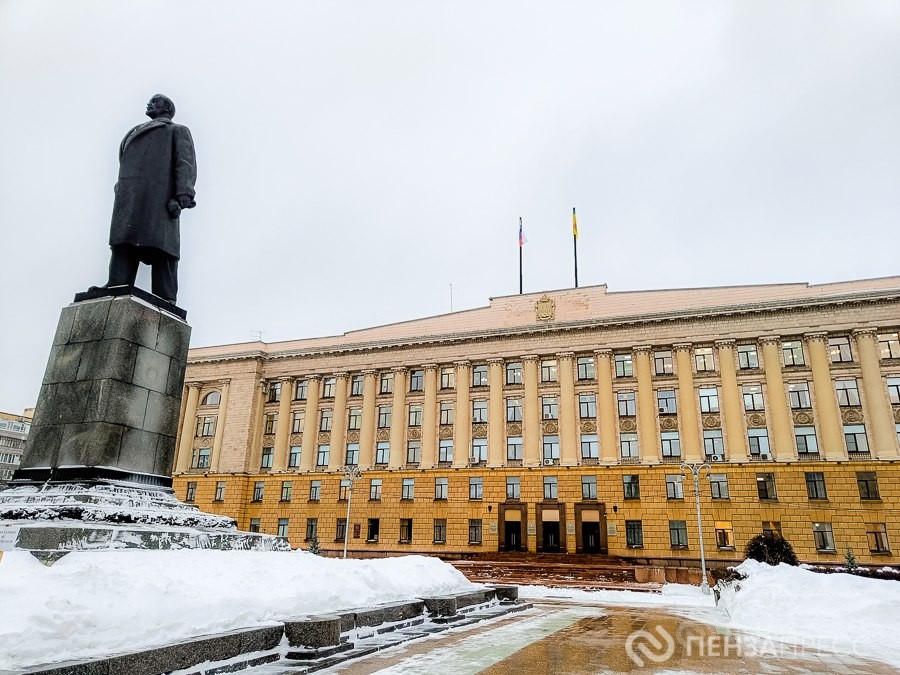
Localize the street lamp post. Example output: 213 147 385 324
340 465 363 559
681 461 712 595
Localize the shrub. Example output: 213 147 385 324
307 535 320 555
744 531 799 566
844 547 859 570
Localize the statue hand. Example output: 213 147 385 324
167 199 182 217
176 194 194 209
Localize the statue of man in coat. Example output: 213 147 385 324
103 94 197 304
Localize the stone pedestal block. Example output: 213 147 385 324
283 615 341 648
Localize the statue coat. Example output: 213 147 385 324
109 118 196 259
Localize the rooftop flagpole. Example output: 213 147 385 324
518 217 525 294
572 207 579 288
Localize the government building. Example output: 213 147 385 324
172 278 900 566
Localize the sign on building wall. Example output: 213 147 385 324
527 522 536 536
607 523 618 536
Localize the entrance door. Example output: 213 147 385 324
542 522 561 552
504 521 522 551
582 522 601 553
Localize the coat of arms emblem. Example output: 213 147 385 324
535 294 555 322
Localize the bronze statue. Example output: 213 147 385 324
102 94 197 304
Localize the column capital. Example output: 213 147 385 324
758 335 782 346
277 376 294 383
593 349 612 359
361 369 378 376
423 363 439 371
391 366 409 374
455 360 471 368
487 357 505 365
852 328 879 339
672 343 693 353
306 373 323 381
185 381 203 390
333 372 349 379
556 351 575 360
522 354 540 362
632 345 652 355
714 339 736 348
803 332 828 344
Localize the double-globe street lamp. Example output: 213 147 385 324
680 460 712 595
340 465 363 559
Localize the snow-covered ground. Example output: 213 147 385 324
0 550 476 670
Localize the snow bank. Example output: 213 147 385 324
716 559 900 667
519 583 713 608
0 550 476 669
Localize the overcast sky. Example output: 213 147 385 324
1 1 899 414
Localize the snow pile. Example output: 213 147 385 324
717 559 900 666
0 550 476 669
520 583 712 608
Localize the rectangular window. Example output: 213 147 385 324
316 444 330 467
185 481 197 502
350 375 364 396
336 518 347 542
345 443 360 465
249 518 260 533
699 387 719 413
469 477 483 499
377 405 391 428
669 520 688 548
195 415 216 437
710 473 729 499
623 475 640 499
439 439 454 463
472 399 488 423
260 446 274 468
277 518 289 538
339 479 350 501
380 373 394 394
507 436 523 461
191 447 210 469
375 442 390 465
582 475 598 500
748 429 770 457
626 520 643 547
579 393 597 418
434 519 447 543
614 354 633 377
694 347 715 371
471 438 488 463
762 521 782 536
319 409 332 432
795 426 818 455
813 522 835 551
409 370 424 391
829 336 852 363
703 430 724 458
715 521 735 549
214 480 226 501
879 333 900 359
665 474 684 499
367 518 380 542
844 425 869 454
580 434 599 459
280 480 293 502
295 380 308 400
440 367 455 389
617 391 636 416
288 446 301 467
657 389 677 414
542 435 560 461
264 413 277 435
867 523 890 553
434 477 448 500
408 404 423 427
252 481 264 502
543 475 558 499
369 478 382 500
506 361 523 384
439 401 455 425
507 397 523 421
805 472 827 499
738 344 759 369
399 519 413 543
506 476 521 499
541 396 559 420
309 480 321 501
756 472 777 500
857 471 880 500
620 433 638 458
888 377 900 405
321 377 336 398
661 431 681 458
292 411 305 434
347 408 362 430
541 359 558 382
654 350 674 375
406 440 421 464
835 379 861 407
577 356 595 380
742 384 765 411
783 340 805 366
469 519 483 544
305 518 317 540
472 365 489 386
267 381 281 403
788 382 811 409
402 478 415 500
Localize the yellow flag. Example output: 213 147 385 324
572 207 578 238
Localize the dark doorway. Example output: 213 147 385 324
504 521 522 551
542 521 561 552
582 522 601 553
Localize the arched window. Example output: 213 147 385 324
201 391 221 407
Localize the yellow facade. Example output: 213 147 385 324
173 279 900 565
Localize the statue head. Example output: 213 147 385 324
145 94 176 120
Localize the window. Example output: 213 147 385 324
305 518 317 540
715 521 734 549
292 411 305 434
252 481 264 502
694 347 715 371
321 377 336 398
617 391 636 416
309 480 321 501
699 387 719 413
339 479 351 500
288 446 301 468
379 372 394 394
665 474 684 499
440 367 455 389
829 336 852 363
264 413 277 435
626 520 643 547
409 370 424 391
835 379 861 407
857 471 880 499
277 518 289 538
267 381 281 403
367 518 380 542
805 472 827 499
399 519 413 543
295 380 308 400
506 397 523 421
190 447 210 469
433 519 447 543
813 522 835 551
408 403 423 427
738 344 759 369
710 473 729 499
623 475 640 499
879 333 900 359
657 389 677 414
375 442 390 465
472 399 488 423
471 438 488 463
742 384 765 411
195 415 216 437
888 377 900 405
336 518 346 542
867 523 890 553
469 477 483 499
580 434 599 459
319 409 332 432
345 442 360 465
201 391 221 406
507 436 523 461
542 435 560 461
614 354 633 377
472 365 489 386
661 431 681 458
756 473 777 500
543 475 558 499
185 481 197 502
260 447 274 469
434 477 448 500
670 520 688 548
579 393 597 418
795 427 818 455
249 518 260 533
280 480 293 501
402 478 415 500
582 475 598 500
654 350 674 375
377 405 391 428
506 476 521 499
703 430 724 458
748 429 770 457
762 521 782 536
782 340 805 366
506 362 523 384
439 401 454 425
406 440 421 464
620 433 638 459
577 356 595 380
439 439 454 462
369 478 382 500
540 359 558 382
348 407 362 430
214 480 226 501
844 425 869 454
316 444 330 467
541 396 558 420
788 382 811 409
350 375 364 397
469 519 483 544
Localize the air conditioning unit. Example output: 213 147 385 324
543 413 553 419
543 458 555 466
472 416 480 423
711 454 724 462
759 452 772 460
658 407 666 414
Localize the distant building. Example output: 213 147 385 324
0 409 32 487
